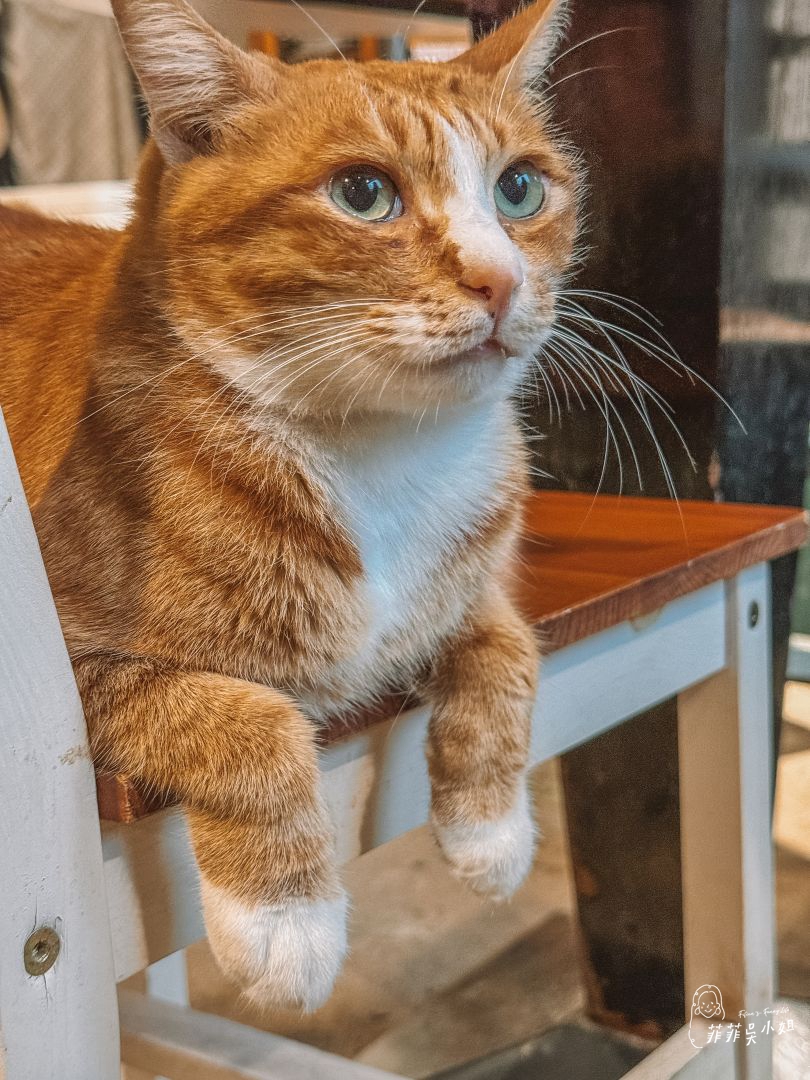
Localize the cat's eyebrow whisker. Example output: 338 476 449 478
546 27 635 74
493 47 526 123
286 0 347 60
398 0 428 43
544 64 615 96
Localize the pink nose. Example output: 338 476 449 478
458 263 524 329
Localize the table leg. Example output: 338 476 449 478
678 563 775 1079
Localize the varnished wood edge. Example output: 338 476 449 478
537 512 808 651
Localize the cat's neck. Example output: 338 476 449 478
263 394 514 477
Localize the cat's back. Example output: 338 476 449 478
0 205 120 505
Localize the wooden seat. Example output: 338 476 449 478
97 491 808 823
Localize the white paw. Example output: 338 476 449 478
433 781 537 900
201 880 349 1012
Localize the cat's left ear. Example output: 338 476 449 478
451 0 569 95
111 0 278 165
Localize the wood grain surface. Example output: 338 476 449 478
97 493 807 822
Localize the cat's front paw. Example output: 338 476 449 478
201 880 349 1012
433 781 537 900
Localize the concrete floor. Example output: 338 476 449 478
168 685 810 1077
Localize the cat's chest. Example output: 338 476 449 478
320 406 508 676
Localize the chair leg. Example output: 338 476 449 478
678 564 775 1079
0 414 120 1079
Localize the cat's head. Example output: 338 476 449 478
113 0 581 416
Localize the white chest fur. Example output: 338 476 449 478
309 400 512 708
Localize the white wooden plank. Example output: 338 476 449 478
531 580 727 760
146 952 189 1006
0 412 120 1078
623 1026 737 1079
678 565 775 1080
106 584 726 979
118 990 405 1080
103 809 204 984
145 953 190 1080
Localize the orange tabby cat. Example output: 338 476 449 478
0 0 580 1009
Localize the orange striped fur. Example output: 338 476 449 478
0 0 580 1009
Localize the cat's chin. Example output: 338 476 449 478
433 338 511 368
424 350 529 406
367 351 529 415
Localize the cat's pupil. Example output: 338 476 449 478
498 167 530 206
342 173 382 213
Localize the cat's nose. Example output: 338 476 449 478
458 263 524 329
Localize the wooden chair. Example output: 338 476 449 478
0 406 805 1079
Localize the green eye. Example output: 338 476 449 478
495 161 546 219
329 165 402 222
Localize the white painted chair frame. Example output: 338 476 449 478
0 410 776 1080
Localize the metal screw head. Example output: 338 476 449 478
24 927 60 976
749 601 760 629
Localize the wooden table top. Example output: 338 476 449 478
517 492 807 649
97 492 807 823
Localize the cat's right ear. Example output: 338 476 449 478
111 0 277 165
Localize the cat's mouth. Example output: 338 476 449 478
434 336 510 368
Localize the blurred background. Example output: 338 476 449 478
1 0 808 1076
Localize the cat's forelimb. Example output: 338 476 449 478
74 652 346 1010
426 585 539 900
200 881 349 1012
432 779 537 899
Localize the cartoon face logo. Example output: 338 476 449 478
689 985 725 1047
694 986 724 1019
